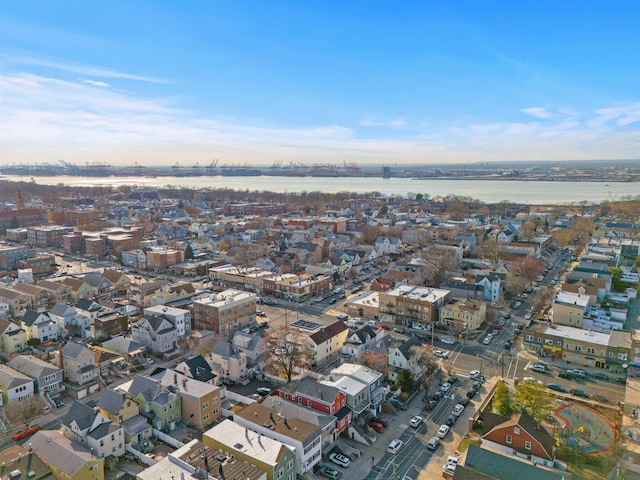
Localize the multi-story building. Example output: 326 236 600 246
117 374 181 431
143 305 191 337
0 363 35 403
192 289 256 334
145 247 184 271
35 279 72 305
552 291 591 328
204 420 297 480
9 354 63 394
17 254 55 275
0 287 30 317
318 363 384 419
30 430 105 480
378 285 450 329
20 310 63 342
149 368 221 429
0 318 27 353
7 283 50 312
62 341 100 387
305 321 349 367
61 401 126 460
278 377 351 434
26 225 74 247
131 315 178 356
98 388 140 424
233 402 322 474
0 245 36 270
439 299 487 331
210 340 248 383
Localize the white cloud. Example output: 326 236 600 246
359 117 407 128
521 107 553 119
81 79 110 87
7 55 167 83
588 103 640 127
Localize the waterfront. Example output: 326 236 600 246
2 175 638 204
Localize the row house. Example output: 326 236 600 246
374 236 403 255
378 284 450 330
192 289 256 335
35 279 72 304
305 320 349 367
134 281 196 308
271 274 331 302
561 276 607 303
9 354 63 394
551 291 591 328
341 324 383 363
17 254 55 275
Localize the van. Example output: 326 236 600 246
426 437 440 450
256 387 271 396
345 320 359 328
336 314 349 321
447 456 460 465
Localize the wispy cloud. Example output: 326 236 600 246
81 79 110 87
587 103 640 127
359 117 407 128
7 55 167 84
521 107 553 118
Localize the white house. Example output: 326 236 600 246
375 237 403 255
20 309 62 343
131 315 178 356
143 304 191 337
0 363 35 403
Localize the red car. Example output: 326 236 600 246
12 425 40 441
373 417 389 428
380 324 390 330
367 421 384 433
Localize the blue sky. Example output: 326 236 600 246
1 0 639 166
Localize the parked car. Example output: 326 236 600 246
256 310 267 317
572 368 588 378
372 417 389 428
441 338 456 345
445 415 455 426
145 357 154 365
448 375 459 385
433 390 445 401
459 397 470 407
434 350 449 359
452 404 464 417
531 364 547 373
440 382 452 393
390 398 408 410
328 453 350 468
469 370 481 380
256 387 271 396
442 463 457 475
409 416 423 428
590 371 610 381
547 383 567 393
437 425 450 438
315 464 342 480
426 436 440 450
570 388 590 398
53 398 64 408
466 388 478 399
558 370 575 380
368 421 384 433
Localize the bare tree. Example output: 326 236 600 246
265 324 314 383
4 396 47 426
410 345 440 385
419 245 461 286
196 336 216 358
505 274 529 300
511 256 545 282
477 238 504 264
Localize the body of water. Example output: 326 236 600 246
2 175 638 204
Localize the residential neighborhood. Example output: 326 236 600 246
0 184 639 480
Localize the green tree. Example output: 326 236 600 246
378 203 388 215
397 369 414 393
493 381 515 416
27 338 41 347
515 379 554 422
117 315 129 332
177 200 184 209
610 267 626 292
184 244 195 260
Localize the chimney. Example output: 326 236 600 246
174 373 178 385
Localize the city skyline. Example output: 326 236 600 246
1 0 639 166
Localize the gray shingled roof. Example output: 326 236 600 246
62 341 90 360
0 364 33 390
98 388 126 416
30 430 95 478
123 374 160 402
61 400 96 431
8 355 60 379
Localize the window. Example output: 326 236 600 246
202 402 209 409
277 468 284 479
287 459 294 470
525 441 531 450
609 352 614 358
574 345 582 352
513 427 520 435
556 341 562 347
506 435 512 444
619 353 628 361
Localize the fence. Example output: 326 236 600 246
126 443 156 466
152 428 185 449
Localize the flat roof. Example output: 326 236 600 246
555 291 590 308
383 284 449 301
204 419 290 466
543 324 610 346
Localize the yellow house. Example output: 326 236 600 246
0 319 27 353
30 430 105 480
439 299 487 331
97 388 139 423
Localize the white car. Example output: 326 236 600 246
387 439 403 454
531 364 546 373
437 424 450 438
328 453 350 468
440 382 452 393
524 313 532 320
469 370 481 379
442 463 456 474
452 404 464 417
409 415 423 428
441 338 455 345
434 350 449 359
482 337 491 345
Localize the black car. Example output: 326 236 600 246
424 400 438 411
459 397 470 407
448 375 459 385
433 390 445 401
570 388 590 398
445 415 455 426
590 371 610 381
558 371 575 380
472 380 482 390
503 343 511 351
466 388 478 399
